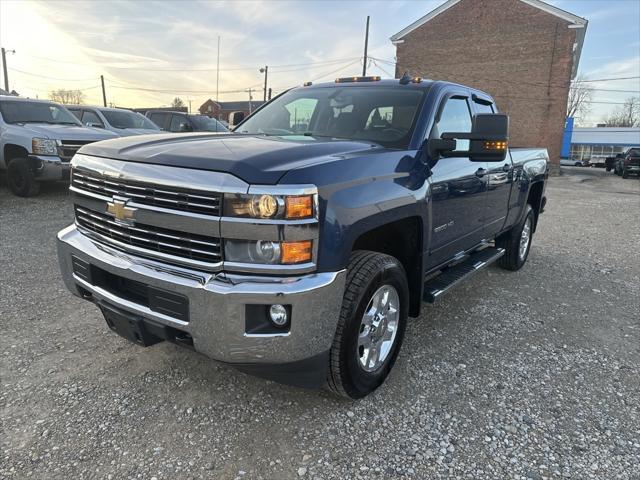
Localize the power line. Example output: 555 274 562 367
8 67 98 82
17 53 362 73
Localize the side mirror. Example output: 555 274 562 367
229 111 245 126
435 113 509 162
180 123 193 132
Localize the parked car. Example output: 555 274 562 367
619 148 640 178
605 154 622 172
145 110 228 133
589 155 607 168
614 155 624 175
67 106 160 137
57 76 548 398
0 96 118 196
560 158 586 167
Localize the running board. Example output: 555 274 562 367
423 247 505 303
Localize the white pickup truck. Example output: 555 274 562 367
0 96 118 196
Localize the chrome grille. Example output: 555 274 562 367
75 206 221 266
72 169 221 216
58 141 93 162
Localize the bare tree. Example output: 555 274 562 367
602 97 640 127
171 97 185 109
49 89 84 105
566 74 592 123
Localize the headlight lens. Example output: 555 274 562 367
225 239 312 264
223 193 314 219
32 138 58 156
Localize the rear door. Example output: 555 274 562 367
427 93 488 267
473 97 514 237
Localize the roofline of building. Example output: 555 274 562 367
390 0 587 78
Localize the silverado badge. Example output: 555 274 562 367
106 197 136 223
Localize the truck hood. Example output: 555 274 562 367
15 123 119 141
79 132 380 184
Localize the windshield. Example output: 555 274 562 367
191 115 228 132
0 100 82 125
102 110 158 130
236 86 425 148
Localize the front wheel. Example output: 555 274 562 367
622 169 629 179
496 204 534 271
7 157 40 197
326 251 409 399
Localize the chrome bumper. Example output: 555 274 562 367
57 225 346 365
31 155 70 181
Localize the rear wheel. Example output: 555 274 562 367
496 204 534 271
7 157 40 197
326 251 408 399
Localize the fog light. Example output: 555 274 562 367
269 304 288 327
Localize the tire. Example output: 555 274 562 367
326 251 409 399
622 169 629 179
606 166 612 172
575 162 582 167
496 204 534 271
7 157 40 197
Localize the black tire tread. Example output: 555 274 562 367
496 204 533 271
7 158 40 197
326 250 402 398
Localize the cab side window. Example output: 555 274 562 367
474 101 495 115
434 97 472 150
148 112 168 130
82 110 103 127
170 114 191 132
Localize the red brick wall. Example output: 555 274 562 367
395 0 577 166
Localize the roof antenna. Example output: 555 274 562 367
399 71 411 85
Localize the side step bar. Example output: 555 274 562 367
423 247 505 303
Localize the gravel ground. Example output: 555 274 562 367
1 167 639 480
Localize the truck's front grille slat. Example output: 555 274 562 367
71 170 221 216
74 206 222 265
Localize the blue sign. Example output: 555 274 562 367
561 117 574 158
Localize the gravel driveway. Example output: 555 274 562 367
1 168 639 480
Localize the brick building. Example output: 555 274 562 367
198 100 266 123
391 0 587 167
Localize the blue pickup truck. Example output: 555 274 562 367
57 76 548 399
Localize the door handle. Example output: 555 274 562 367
502 163 511 172
475 168 487 178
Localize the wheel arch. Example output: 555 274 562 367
526 181 545 232
350 215 424 317
3 143 30 169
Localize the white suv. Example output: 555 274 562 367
0 96 118 196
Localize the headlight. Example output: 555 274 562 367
224 194 314 219
32 138 59 156
225 239 312 264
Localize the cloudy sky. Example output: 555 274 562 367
1 0 638 125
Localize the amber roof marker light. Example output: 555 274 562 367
335 76 381 83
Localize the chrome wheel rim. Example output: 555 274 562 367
519 217 532 260
357 285 400 372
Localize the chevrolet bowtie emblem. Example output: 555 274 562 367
106 198 136 222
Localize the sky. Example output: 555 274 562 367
1 0 639 125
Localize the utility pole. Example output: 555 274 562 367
268 87 272 101
259 66 268 102
100 75 107 107
188 99 192 114
216 36 220 102
2 47 16 92
247 88 253 114
362 16 370 77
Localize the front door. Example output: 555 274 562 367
471 97 514 237
427 95 488 268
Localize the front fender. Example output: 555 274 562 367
278 150 430 272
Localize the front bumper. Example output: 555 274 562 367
31 155 70 181
57 225 346 386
